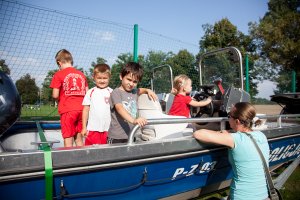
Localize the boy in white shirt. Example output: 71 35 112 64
81 64 112 145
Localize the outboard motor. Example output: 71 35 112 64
0 72 21 135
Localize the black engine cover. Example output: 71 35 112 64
0 72 21 135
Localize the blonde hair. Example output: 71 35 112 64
172 74 191 94
93 64 111 76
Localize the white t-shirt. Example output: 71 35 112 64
82 87 113 132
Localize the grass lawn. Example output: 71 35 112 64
20 104 60 120
279 165 300 199
194 165 300 200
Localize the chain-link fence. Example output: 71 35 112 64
0 0 205 120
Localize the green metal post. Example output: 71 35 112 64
292 70 296 92
245 54 249 93
133 24 138 62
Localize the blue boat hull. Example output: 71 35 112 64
0 125 299 200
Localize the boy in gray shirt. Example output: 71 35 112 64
108 62 157 144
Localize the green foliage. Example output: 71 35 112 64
91 57 107 68
250 0 300 92
142 51 174 90
110 53 138 89
87 57 108 88
280 166 300 200
200 19 243 51
20 104 59 120
41 69 58 104
198 18 266 98
274 69 294 93
0 59 10 75
16 74 39 104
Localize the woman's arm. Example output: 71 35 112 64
193 129 234 148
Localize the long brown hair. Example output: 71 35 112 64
230 102 261 128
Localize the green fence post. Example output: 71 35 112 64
292 70 296 92
133 24 138 62
245 54 249 93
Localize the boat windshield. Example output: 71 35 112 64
199 47 243 91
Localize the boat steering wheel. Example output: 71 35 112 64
190 88 214 125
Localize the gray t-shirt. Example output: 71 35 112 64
108 88 138 139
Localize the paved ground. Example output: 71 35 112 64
254 104 282 115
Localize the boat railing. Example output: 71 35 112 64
127 114 300 145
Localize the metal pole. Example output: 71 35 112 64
133 24 138 62
245 54 249 93
292 70 296 92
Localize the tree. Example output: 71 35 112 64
110 53 136 89
250 0 300 92
0 59 10 75
166 50 198 89
91 57 107 67
16 74 39 104
199 19 244 53
198 18 268 98
108 50 197 93
142 51 174 91
41 69 58 104
86 57 108 88
274 69 294 93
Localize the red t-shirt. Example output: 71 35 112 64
50 67 87 114
168 94 192 118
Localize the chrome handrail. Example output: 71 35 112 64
128 117 228 145
127 114 300 145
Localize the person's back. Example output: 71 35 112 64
50 49 88 147
51 67 86 114
193 102 270 200
229 131 269 199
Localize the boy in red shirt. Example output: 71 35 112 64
50 49 88 147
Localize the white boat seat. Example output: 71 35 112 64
164 93 175 114
138 94 193 140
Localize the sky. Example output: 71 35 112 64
18 0 269 45
16 0 274 99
